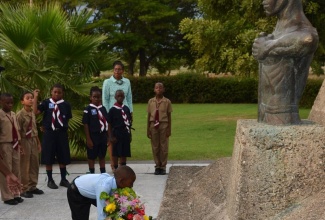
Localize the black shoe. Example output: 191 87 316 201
29 188 44 195
4 199 18 205
14 197 24 203
154 168 161 175
59 179 70 188
160 169 166 175
21 191 33 198
47 180 58 189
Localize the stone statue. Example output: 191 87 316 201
252 0 318 125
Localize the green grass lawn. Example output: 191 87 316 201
72 104 310 161
128 104 311 161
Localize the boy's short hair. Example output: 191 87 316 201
51 83 64 91
115 165 136 179
115 89 124 95
20 91 33 101
0 93 12 99
90 86 102 96
155 82 164 87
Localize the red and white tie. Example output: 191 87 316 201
154 100 161 129
89 104 108 132
50 98 64 130
113 103 130 133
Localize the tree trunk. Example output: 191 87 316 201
139 48 147 77
128 61 135 76
127 52 138 76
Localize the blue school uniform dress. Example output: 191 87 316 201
108 104 132 157
37 98 72 165
82 104 109 159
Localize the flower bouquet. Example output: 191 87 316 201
100 187 152 220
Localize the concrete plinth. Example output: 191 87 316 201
227 119 325 220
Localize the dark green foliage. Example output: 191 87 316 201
86 0 198 76
124 75 321 108
180 0 325 76
300 79 323 108
129 74 259 104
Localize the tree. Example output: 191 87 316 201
86 0 198 76
179 0 325 77
0 2 106 151
304 0 325 75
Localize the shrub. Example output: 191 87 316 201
100 74 322 108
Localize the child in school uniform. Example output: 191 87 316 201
0 93 24 205
147 82 172 175
67 166 136 220
0 158 22 195
33 84 72 189
107 90 132 171
82 86 109 174
17 91 43 198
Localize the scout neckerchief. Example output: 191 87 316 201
89 104 108 132
50 98 64 130
113 103 130 133
25 114 33 138
5 113 19 150
154 98 163 129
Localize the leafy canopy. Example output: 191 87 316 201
180 0 325 76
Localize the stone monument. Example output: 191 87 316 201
158 1 324 219
252 0 318 125
308 80 325 125
226 0 322 219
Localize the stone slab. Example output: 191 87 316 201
158 158 231 220
227 119 325 220
158 119 325 219
309 79 325 125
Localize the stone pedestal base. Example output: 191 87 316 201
227 119 325 220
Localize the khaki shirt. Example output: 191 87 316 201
147 96 172 122
16 108 38 138
0 109 21 143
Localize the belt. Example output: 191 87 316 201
70 178 80 194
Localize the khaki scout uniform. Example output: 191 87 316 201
147 97 172 170
17 108 40 193
0 109 21 200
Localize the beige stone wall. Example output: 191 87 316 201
227 119 325 220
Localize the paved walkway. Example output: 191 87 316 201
0 161 210 220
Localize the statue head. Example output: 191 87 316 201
262 0 304 17
262 0 289 16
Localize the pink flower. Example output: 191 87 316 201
133 214 143 220
118 196 128 203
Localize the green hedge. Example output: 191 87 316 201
128 74 322 108
300 79 323 108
